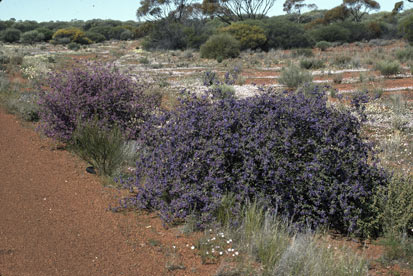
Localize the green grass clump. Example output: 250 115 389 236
333 55 352 68
299 58 324 69
210 84 236 100
291 48 314 58
278 64 313 88
375 61 401 77
395 46 413 62
379 232 413 269
70 119 128 176
315 41 331 51
376 174 413 235
211 202 369 276
6 91 40 122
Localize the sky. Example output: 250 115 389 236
0 0 408 22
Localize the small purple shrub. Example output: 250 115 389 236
38 62 158 141
124 88 388 237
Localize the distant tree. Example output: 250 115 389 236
342 0 380 22
137 0 198 22
283 0 317 23
321 5 350 24
393 1 404 15
201 0 276 24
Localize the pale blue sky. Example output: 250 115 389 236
0 0 407 22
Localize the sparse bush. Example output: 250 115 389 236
221 23 266 50
123 88 388 237
291 48 313 57
38 62 158 141
379 232 413 268
278 64 313 88
6 91 40 121
375 61 401 77
395 46 413 62
333 73 343 84
300 58 324 69
315 41 331 51
71 119 127 176
333 55 352 68
1 28 21 43
20 30 45 44
200 33 240 61
202 70 218 86
0 52 10 65
209 84 235 100
375 174 413 235
9 55 23 65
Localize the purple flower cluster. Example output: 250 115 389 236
38 62 158 141
125 88 388 236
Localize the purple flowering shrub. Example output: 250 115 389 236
124 88 388 237
38 62 157 141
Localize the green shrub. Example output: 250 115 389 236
375 61 401 76
315 41 331 51
299 58 324 69
142 20 186 50
376 174 413 235
120 29 133 41
35 27 53 41
200 33 240 61
20 30 45 44
85 31 106 43
310 24 350 42
220 23 266 50
263 18 313 49
67 42 81 51
71 119 127 176
1 28 21 43
182 21 211 49
398 15 413 45
278 64 313 88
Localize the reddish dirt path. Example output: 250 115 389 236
0 109 168 276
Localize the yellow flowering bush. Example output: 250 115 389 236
52 28 92 45
220 23 266 50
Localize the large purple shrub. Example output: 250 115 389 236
38 62 157 141
125 88 388 237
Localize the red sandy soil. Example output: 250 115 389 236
0 109 218 276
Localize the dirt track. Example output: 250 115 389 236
0 109 166 276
